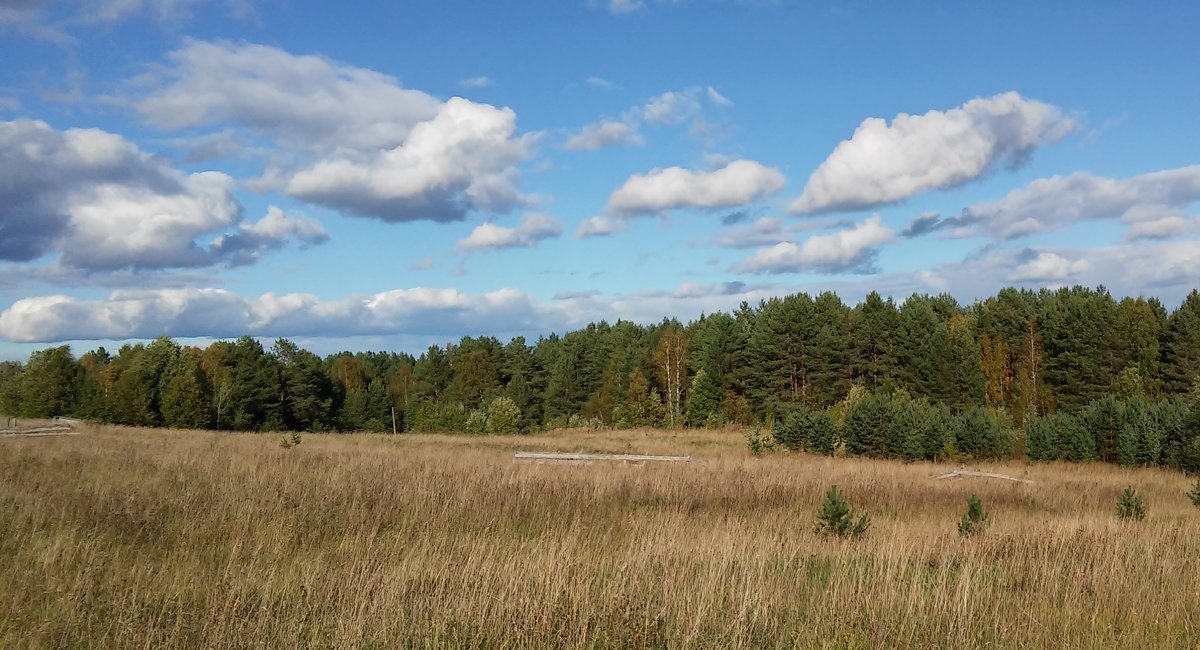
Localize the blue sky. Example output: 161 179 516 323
2 0 1200 360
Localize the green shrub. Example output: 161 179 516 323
1187 480 1200 508
814 485 870 539
958 495 989 537
484 396 522 434
1116 485 1146 521
279 430 301 449
746 426 774 456
464 409 487 435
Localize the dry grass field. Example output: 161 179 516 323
1 425 1198 648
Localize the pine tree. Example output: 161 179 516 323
843 392 891 457
1162 290 1200 394
1116 486 1146 521
160 349 212 429
1083 396 1124 463
17 346 78 418
957 407 1009 460
958 495 989 536
814 486 870 538
773 410 806 451
807 409 838 456
686 368 720 427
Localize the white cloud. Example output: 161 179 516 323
735 214 895 274
409 255 434 270
0 279 786 345
0 118 323 271
0 287 559 343
642 90 702 125
1126 215 1194 241
710 217 788 248
606 0 645 14
564 120 644 150
286 97 534 222
1008 252 1089 282
208 206 329 266
708 215 853 248
132 40 535 222
790 92 1076 214
606 159 786 216
935 166 1200 240
577 214 631 238
458 213 563 251
585 76 616 89
459 76 493 88
135 39 442 152
706 86 732 107
819 238 1200 306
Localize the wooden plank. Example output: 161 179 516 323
934 468 1034 484
0 429 80 438
514 451 692 464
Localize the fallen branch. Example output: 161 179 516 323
934 467 1034 484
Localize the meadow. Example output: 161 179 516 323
1 425 1197 648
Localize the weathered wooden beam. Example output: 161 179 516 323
934 468 1034 484
514 451 692 464
0 427 80 437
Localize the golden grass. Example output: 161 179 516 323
1 426 1198 648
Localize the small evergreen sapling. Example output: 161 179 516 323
958 494 989 536
1116 485 1146 520
279 430 302 449
1187 480 1200 508
746 426 774 456
814 485 870 538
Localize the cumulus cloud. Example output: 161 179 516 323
708 216 852 248
0 118 324 271
642 90 702 125
1009 251 1089 282
135 39 441 151
0 287 558 343
606 159 786 216
1126 215 1194 241
930 166 1200 240
566 86 731 153
207 206 330 266
564 120 644 150
286 97 534 222
458 214 563 251
577 214 631 238
790 92 1076 215
0 279 787 345
735 214 896 274
131 40 535 222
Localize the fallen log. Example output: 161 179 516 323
934 467 1034 484
514 451 693 465
0 426 79 437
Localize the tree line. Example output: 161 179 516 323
3 285 1200 470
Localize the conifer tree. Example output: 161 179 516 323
814 485 870 538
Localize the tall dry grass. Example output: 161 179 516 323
1 426 1197 648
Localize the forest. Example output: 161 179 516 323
4 285 1200 471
